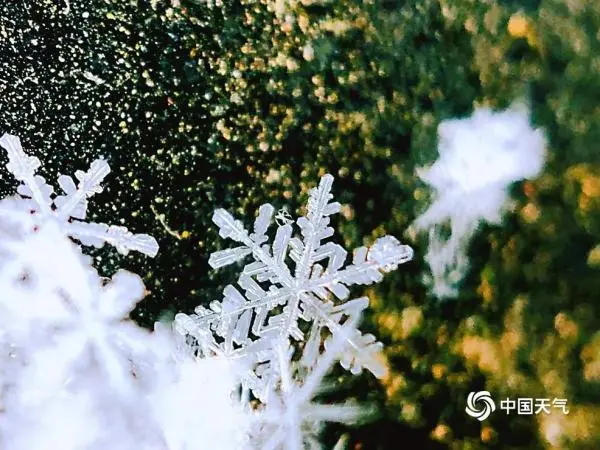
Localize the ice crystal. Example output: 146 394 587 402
412 104 546 298
0 133 159 257
175 174 414 401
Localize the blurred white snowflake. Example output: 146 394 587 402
0 200 249 450
412 103 546 298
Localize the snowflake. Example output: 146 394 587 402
412 104 546 298
175 174 413 401
0 211 150 391
0 133 159 257
0 201 249 450
274 207 293 226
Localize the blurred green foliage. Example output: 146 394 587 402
3 0 600 448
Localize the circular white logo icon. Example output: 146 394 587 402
465 391 496 421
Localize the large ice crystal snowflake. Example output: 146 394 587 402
0 133 159 257
175 174 413 401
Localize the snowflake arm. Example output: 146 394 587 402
66 221 160 256
301 296 386 377
0 133 159 257
0 133 52 215
293 174 341 282
53 159 110 221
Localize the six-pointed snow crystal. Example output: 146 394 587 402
0 133 159 257
175 174 414 401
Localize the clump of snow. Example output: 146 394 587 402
412 103 546 298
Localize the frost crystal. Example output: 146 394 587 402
175 174 414 402
412 104 546 298
0 133 159 257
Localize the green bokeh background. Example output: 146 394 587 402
2 0 600 448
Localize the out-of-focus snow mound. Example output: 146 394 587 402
0 203 249 450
